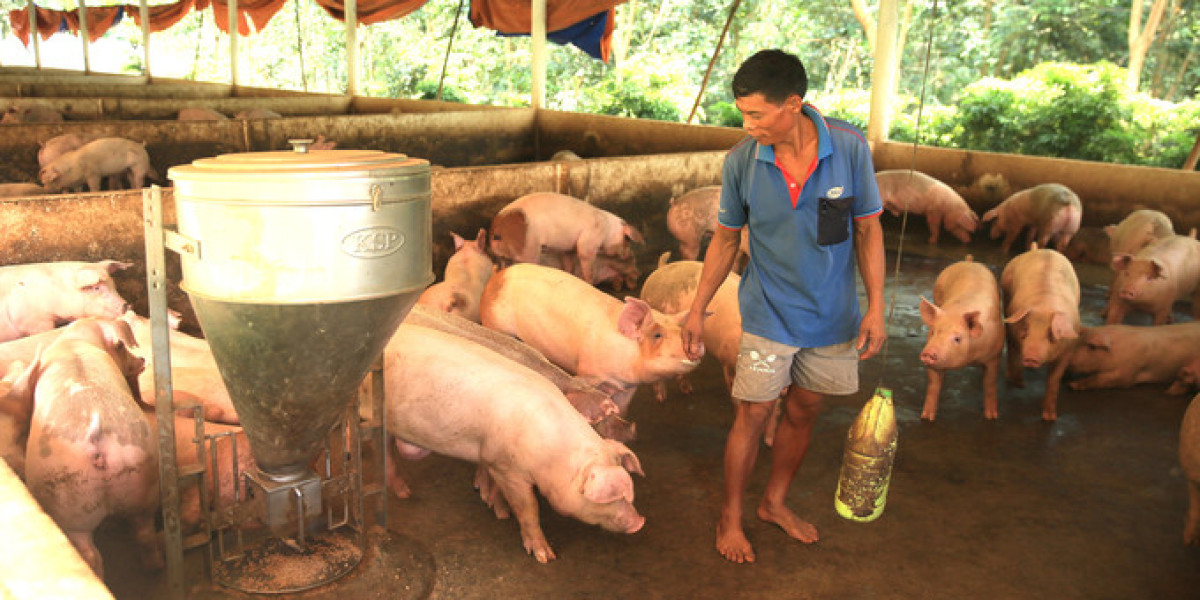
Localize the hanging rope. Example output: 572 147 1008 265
686 0 742 125
873 0 939 393
293 0 307 91
437 0 467 101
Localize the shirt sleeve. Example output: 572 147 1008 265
718 148 748 229
851 138 883 219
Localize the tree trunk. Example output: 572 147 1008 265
1166 43 1197 101
850 0 876 52
1127 0 1169 92
1149 0 1180 97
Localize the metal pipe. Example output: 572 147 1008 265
530 0 546 108
77 0 90 74
229 0 239 92
346 0 358 96
139 0 151 80
867 0 900 145
26 0 40 69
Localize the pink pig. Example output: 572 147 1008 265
1104 209 1174 258
1180 393 1200 545
1067 322 1200 391
918 258 1006 420
1106 234 1200 325
0 260 132 343
0 360 32 477
39 137 159 192
875 170 980 244
536 249 641 292
1000 246 1081 421
982 183 1082 253
381 322 646 562
19 318 161 577
488 192 645 284
417 229 496 323
1168 357 1200 396
480 263 702 415
177 107 227 120
37 133 97 168
666 186 721 260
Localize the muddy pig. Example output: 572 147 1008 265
1062 226 1112 265
918 258 1006 420
0 182 50 198
20 318 160 577
37 133 96 168
381 323 645 562
1000 246 1081 421
480 263 702 414
417 229 496 323
178 107 227 120
2 100 63 124
1106 234 1200 325
875 170 979 244
0 260 132 343
40 137 158 192
982 183 1082 253
1067 322 1200 391
1180 393 1200 544
488 192 644 285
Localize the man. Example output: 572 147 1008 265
681 49 886 564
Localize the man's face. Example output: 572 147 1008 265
735 92 801 146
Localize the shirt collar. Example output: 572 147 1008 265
753 103 833 163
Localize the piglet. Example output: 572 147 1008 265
918 258 1005 420
488 192 644 285
1105 209 1174 257
382 323 646 562
1180 393 1200 545
480 263 702 415
1000 246 1081 421
0 260 132 343
1062 226 1112 265
1067 322 1200 391
666 186 721 260
1106 234 1200 325
982 183 1082 253
177 107 227 120
876 170 979 244
0 359 32 478
2 101 63 124
536 249 641 292
38 133 96 168
417 229 496 323
20 318 160 577
1168 357 1200 396
39 137 158 192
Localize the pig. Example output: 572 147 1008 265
1104 209 1174 257
488 192 645 285
20 318 161 577
37 133 96 168
1180 393 1200 545
0 260 133 343
982 183 1082 253
234 108 282 119
1168 357 1200 396
417 229 496 323
0 182 50 197
875 170 980 244
177 107 227 120
917 258 1006 420
536 249 641 292
666 186 721 260
0 360 32 478
309 134 338 151
1062 226 1112 265
480 263 702 414
1067 322 1200 391
39 137 159 193
1000 246 1081 421
2 101 63 124
1106 234 1200 325
381 323 646 562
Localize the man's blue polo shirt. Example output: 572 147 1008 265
717 104 882 348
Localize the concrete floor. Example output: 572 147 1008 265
100 221 1200 600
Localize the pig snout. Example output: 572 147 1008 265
1119 285 1141 300
919 346 941 366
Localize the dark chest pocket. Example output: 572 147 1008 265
817 196 856 246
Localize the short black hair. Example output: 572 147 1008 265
731 49 808 104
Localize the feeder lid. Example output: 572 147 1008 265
169 144 428 183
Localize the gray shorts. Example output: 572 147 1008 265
730 332 860 402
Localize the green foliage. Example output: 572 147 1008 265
414 80 467 102
704 101 742 127
595 76 680 121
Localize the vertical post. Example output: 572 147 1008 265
140 0 151 81
346 0 358 96
530 0 546 108
77 0 90 73
143 186 185 600
867 0 899 145
228 0 239 92
26 0 41 68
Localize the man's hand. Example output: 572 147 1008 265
682 310 706 362
856 307 887 360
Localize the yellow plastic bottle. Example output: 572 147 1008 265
834 387 898 522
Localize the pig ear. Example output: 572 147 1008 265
100 260 134 274
918 297 941 327
962 311 984 338
1110 253 1133 271
617 297 652 340
581 464 635 504
606 440 645 477
475 228 488 250
450 232 466 250
76 266 103 288
1149 259 1167 279
1003 308 1030 325
105 318 140 350
1103 224 1116 238
622 222 645 245
1085 330 1112 351
1049 312 1078 342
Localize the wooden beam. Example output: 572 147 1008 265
867 0 899 144
347 0 359 96
531 0 547 108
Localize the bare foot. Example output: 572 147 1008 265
757 502 819 544
716 518 755 563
